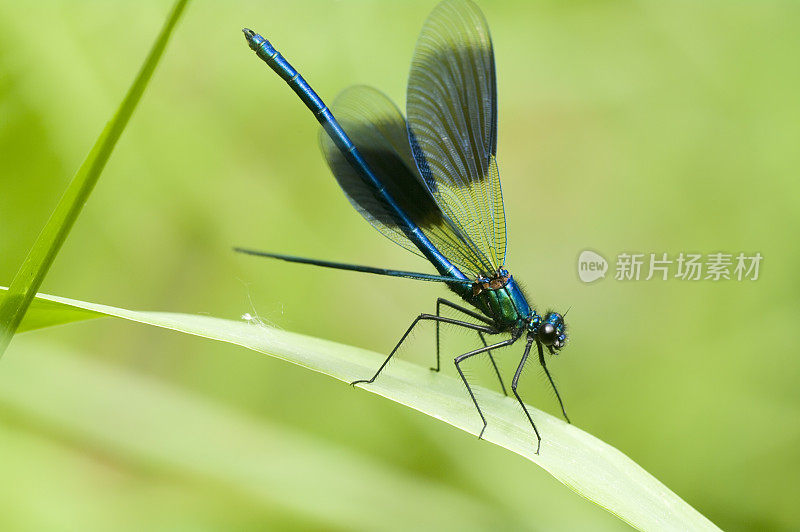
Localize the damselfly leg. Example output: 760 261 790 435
512 337 542 454
435 298 508 395
454 334 520 439
539 342 571 423
351 314 498 387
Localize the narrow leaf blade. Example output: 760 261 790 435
1 287 720 532
0 0 189 356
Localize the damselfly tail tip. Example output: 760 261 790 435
242 28 259 48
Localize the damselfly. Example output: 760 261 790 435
238 0 570 453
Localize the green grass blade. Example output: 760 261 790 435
1 339 522 531
0 0 189 356
1 287 720 531
13 296 102 333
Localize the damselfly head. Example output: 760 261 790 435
538 312 567 352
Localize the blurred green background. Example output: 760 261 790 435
2 0 799 530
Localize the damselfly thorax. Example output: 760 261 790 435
456 270 531 331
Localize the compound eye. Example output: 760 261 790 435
553 332 567 350
538 322 557 345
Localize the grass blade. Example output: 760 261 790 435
0 0 189 356
0 339 523 531
1 287 720 531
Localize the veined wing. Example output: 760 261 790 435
319 85 496 276
407 0 506 274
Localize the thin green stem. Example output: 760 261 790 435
0 0 189 356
